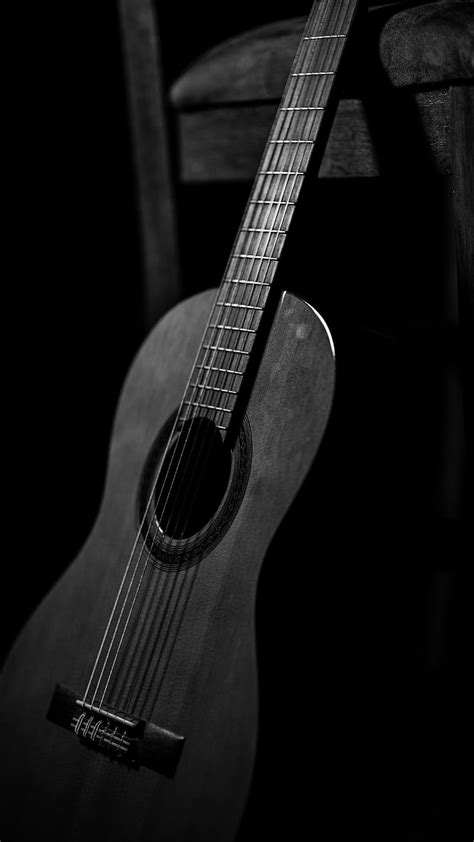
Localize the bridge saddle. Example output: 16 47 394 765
47 683 184 777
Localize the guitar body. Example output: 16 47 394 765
1 288 334 842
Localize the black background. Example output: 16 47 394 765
4 1 471 837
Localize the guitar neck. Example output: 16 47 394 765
180 0 360 435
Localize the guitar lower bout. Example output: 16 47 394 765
0 289 335 842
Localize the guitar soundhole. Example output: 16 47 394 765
138 413 252 570
153 416 231 540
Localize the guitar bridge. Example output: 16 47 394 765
47 684 184 777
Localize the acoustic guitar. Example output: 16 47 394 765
1 1 359 839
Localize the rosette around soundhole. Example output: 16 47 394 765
137 412 252 570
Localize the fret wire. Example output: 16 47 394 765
294 35 344 75
219 285 269 312
265 130 284 172
239 84 307 311
289 0 357 77
225 279 271 285
285 74 335 111
287 62 307 111
288 15 318 88
205 164 283 411
242 204 294 234
189 383 238 395
202 346 250 355
189 0 359 430
202 28 311 417
252 1 359 241
235 229 283 254
280 106 324 111
195 365 244 376
210 303 261 324
303 34 347 39
228 127 291 348
208 324 257 333
250 200 295 205
259 170 306 175
195 369 242 390
184 401 233 414
215 292 267 307
243 167 304 266
256 167 301 196
266 3 355 176
228 258 278 281
216 301 263 309
263 119 312 248
240 228 285 234
250 124 297 226
232 254 278 261
254 169 303 204
185 385 237 411
261 145 311 173
206 312 258 341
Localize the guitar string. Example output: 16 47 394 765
124 18 358 716
115 87 321 718
104 11 336 684
80 89 293 710
107 114 309 717
128 11 360 718
90 184 274 713
110 194 285 714
93 41 316 715
144 56 318 569
119 0 324 561
127 9 356 721
111 23 325 717
84 287 237 712
122 148 305 716
83 1 345 716
129 0 336 584
85 11 329 716
81 250 239 710
104 18 352 716
120 9 358 720
129 176 308 719
96 54 349 721
84 23 333 715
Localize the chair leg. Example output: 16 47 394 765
450 83 474 508
119 0 182 329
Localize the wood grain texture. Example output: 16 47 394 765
170 4 474 109
0 289 335 842
119 0 182 327
176 90 451 182
379 2 474 88
170 2 473 182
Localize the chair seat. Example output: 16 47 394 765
170 2 474 182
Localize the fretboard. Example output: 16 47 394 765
179 0 359 434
